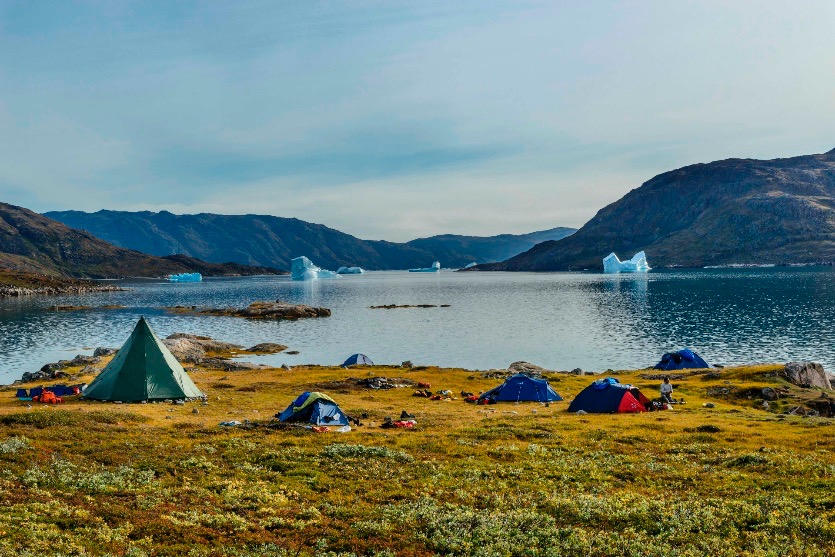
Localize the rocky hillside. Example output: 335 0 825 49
45 210 573 269
479 148 835 271
0 203 281 279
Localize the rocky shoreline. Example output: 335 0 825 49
0 282 125 298
0 270 125 298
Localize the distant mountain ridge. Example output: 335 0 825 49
407 228 575 264
0 203 280 279
45 210 576 270
477 148 835 271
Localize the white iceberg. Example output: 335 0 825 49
462 262 477 269
336 266 364 274
291 256 339 280
603 251 650 273
409 261 441 273
168 272 202 282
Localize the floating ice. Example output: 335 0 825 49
291 256 339 280
168 272 203 282
462 262 477 269
603 251 650 273
409 261 441 273
336 266 364 274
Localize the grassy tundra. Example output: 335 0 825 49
1 362 834 556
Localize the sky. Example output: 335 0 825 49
1 1 834 241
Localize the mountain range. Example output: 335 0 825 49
44 210 575 270
0 203 280 279
478 148 835 271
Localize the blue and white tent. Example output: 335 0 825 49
342 354 373 367
276 392 350 426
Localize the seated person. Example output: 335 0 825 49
660 376 674 403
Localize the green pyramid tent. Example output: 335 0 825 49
83 317 203 402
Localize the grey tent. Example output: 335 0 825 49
83 317 203 402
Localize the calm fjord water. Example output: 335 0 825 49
1 268 834 384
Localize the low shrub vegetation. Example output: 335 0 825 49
1 363 834 555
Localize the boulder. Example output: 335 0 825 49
783 362 831 390
762 387 778 401
507 361 553 376
163 334 243 363
93 347 118 357
246 343 288 354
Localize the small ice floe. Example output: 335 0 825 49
409 261 441 273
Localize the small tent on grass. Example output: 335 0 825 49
654 349 709 371
83 317 203 402
276 392 350 426
342 354 373 367
567 377 650 413
478 374 562 403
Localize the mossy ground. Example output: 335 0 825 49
2 362 835 556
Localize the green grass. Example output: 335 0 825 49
1 363 834 555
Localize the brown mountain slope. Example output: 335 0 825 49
478 148 835 271
0 202 281 278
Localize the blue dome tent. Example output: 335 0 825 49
342 354 373 367
478 374 562 403
654 349 709 371
276 392 350 426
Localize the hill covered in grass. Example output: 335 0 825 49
2 358 835 556
0 203 282 279
479 148 835 271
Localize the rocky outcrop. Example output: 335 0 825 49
783 362 831 390
199 301 331 320
19 354 103 383
508 361 555 376
246 343 288 353
161 333 268 371
163 333 243 363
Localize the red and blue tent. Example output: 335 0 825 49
567 377 650 413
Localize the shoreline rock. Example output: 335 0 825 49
370 304 451 309
167 300 331 320
783 362 831 390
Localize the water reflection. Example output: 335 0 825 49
1 268 835 383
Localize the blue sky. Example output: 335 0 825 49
1 1 833 240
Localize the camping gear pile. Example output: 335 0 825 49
17 385 82 402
